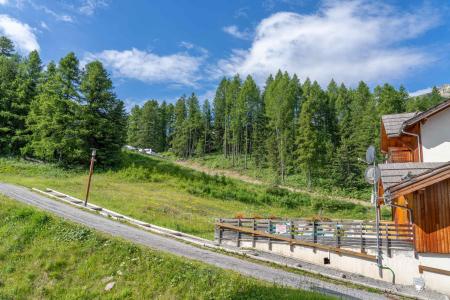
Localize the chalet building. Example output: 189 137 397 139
379 98 450 293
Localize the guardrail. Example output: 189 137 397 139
216 218 414 256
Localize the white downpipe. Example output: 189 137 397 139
401 128 422 162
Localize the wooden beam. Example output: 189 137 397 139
216 223 377 262
418 265 450 276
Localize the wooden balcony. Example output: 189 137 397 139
387 147 414 163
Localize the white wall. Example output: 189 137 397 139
220 239 450 295
421 108 450 162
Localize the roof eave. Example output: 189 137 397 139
386 163 450 198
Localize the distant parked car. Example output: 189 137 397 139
124 145 136 151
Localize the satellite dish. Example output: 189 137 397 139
365 166 381 185
365 145 376 164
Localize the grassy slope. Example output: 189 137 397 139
188 153 372 200
0 195 332 300
0 152 381 239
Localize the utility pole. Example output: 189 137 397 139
84 149 97 207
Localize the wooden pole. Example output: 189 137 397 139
84 149 97 207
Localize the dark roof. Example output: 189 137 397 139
403 98 450 128
381 112 420 137
379 162 447 189
386 162 450 197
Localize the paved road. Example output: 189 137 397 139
0 183 386 300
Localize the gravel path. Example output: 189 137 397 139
0 183 386 300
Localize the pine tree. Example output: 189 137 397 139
0 36 14 57
264 71 297 181
25 60 85 164
213 78 228 152
0 38 19 154
238 75 260 168
165 103 175 150
332 84 361 187
172 96 188 157
201 99 213 154
185 93 202 157
127 105 142 146
14 50 42 151
296 83 320 188
137 100 162 151
225 75 241 161
349 81 378 185
159 101 169 151
80 60 126 166
375 83 407 116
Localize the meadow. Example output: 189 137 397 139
0 195 332 300
0 152 383 239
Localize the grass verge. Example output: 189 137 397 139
0 195 332 300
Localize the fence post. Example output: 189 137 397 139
290 220 295 252
268 219 272 251
218 218 222 245
336 222 340 248
385 223 391 257
313 220 317 245
236 219 241 247
252 219 256 248
360 222 366 253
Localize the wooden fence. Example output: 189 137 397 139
216 218 414 257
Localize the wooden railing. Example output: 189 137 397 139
387 147 413 163
216 218 414 255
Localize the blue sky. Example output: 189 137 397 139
1 0 450 109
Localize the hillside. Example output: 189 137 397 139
0 195 330 299
174 154 371 204
0 152 384 239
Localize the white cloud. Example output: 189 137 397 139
215 1 439 86
84 48 206 86
180 41 194 49
0 15 39 53
234 7 249 18
79 0 108 15
223 25 252 40
0 0 8 5
28 1 74 22
409 87 432 97
40 21 49 30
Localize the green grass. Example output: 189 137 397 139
0 152 381 239
188 153 372 200
0 195 332 300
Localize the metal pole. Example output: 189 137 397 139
84 149 96 207
373 160 382 268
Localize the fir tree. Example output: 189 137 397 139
25 61 85 164
80 60 127 166
171 96 188 157
212 78 228 152
127 105 142 146
0 36 14 57
201 99 213 154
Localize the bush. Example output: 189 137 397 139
266 186 289 197
312 199 355 212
